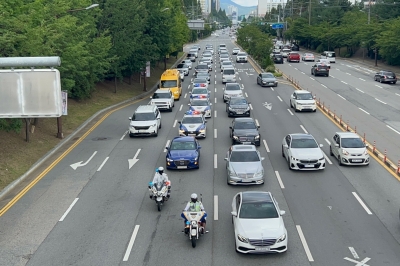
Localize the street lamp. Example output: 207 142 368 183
68 4 99 12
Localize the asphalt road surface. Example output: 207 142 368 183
0 32 400 266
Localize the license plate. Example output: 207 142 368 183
243 142 251 144
304 164 314 168
188 134 196 136
352 159 362 162
269 83 274 85
236 111 243 114
177 166 187 169
138 130 148 133
255 247 270 251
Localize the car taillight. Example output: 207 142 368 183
383 76 387 78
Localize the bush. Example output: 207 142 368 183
274 72 283 77
265 65 275 73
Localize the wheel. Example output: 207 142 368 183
288 158 292 170
191 237 197 248
330 146 334 156
169 107 173 112
129 134 134 138
159 121 162 129
275 83 278 87
157 201 162 212
231 138 235 145
282 146 285 157
338 155 343 166
290 101 293 108
394 81 397 84
380 78 383 83
313 109 316 112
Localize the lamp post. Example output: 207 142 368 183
68 4 99 12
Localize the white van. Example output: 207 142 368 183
128 105 161 137
222 68 236 84
320 51 336 63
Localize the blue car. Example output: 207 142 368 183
166 136 201 169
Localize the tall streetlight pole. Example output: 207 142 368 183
308 0 312 25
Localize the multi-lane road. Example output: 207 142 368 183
0 34 400 266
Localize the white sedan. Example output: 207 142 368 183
302 53 315 61
231 191 288 254
282 133 326 170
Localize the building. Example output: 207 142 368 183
227 5 238 16
258 0 287 17
199 0 211 14
212 0 220 11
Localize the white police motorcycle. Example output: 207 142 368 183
182 211 207 248
148 180 170 212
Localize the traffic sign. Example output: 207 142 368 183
272 23 284 29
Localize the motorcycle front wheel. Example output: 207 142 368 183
191 237 196 248
157 201 162 212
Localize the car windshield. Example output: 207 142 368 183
230 98 247 105
220 54 229 58
226 84 241 91
170 141 196 150
177 64 187 68
234 121 256 129
183 60 191 64
291 138 319 148
191 100 209 106
383 71 395 76
192 88 208 94
326 52 335 57
239 202 279 219
297 93 313 100
238 53 246 56
261 73 274 78
132 113 156 121
223 62 232 66
161 80 177 88
224 69 235 75
152 92 170 99
194 78 207 83
196 64 208 69
182 117 203 124
230 151 259 162
341 138 365 148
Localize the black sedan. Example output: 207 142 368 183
226 97 251 117
273 54 284 64
256 72 278 87
374 70 397 84
229 118 261 146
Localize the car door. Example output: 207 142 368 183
230 120 235 137
291 92 297 106
331 134 339 157
155 109 161 127
283 135 291 159
226 150 231 170
257 73 261 84
232 193 241 226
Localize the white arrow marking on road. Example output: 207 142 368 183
343 257 370 266
263 102 272 110
349 247 360 259
128 149 141 169
70 151 97 170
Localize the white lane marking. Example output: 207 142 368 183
331 75 335 78
294 67 298 70
359 78 365 81
296 225 314 262
287 109 294 115
215 87 217 93
214 80 216 85
310 77 315 80
301 72 305 74
387 125 400 135
120 131 128 140
322 151 332 165
123 225 140 261
214 154 217 168
335 68 340 71
215 74 216 79
356 88 364 93
215 97 217 104
179 104 183 111
255 119 260 127
271 87 274 91
214 128 217 138
173 120 177 127
321 84 327 88
359 108 370 115
349 247 360 259
375 85 383 88
341 81 348 85
344 257 371 265
352 192 373 215
337 94 346 100
214 110 217 118
375 98 387 104
59 198 79 222
277 96 282 102
346 73 351 75
396 93 400 97
184 93 187 98
239 77 241 80
324 138 331 145
300 125 308 134
288 64 292 66
263 139 270 153
164 140 170 152
214 195 218 220
275 171 285 189
249 104 253 110
97 157 109 171
188 85 190 89
245 92 248 97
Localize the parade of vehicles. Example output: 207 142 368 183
230 118 261 146
256 72 278 87
148 179 171 211
149 89 174 112
159 69 182 100
165 136 201 169
289 90 317 112
128 105 161 137
223 82 243 102
188 97 212 118
311 63 330 76
178 111 207 139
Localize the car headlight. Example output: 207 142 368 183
291 156 298 161
151 124 156 127
364 149 368 156
296 102 302 105
166 158 174 162
276 233 286 243
253 170 263 178
199 129 206 133
237 234 249 243
193 157 198 161
179 129 185 133
233 136 238 139
228 107 234 111
255 135 260 139
245 107 250 111
342 149 349 156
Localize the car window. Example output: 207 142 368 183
239 202 279 219
193 78 207 83
237 53 246 56
261 73 274 78
223 61 232 65
382 71 395 76
161 80 177 88
196 65 208 69
226 84 241 90
291 138 319 148
341 138 365 148
192 88 208 94
236 195 241 213
234 121 256 129
182 117 203 124
230 98 247 105
152 92 171 99
132 112 156 121
170 141 196 150
285 135 290 145
296 93 313 100
223 69 235 75
230 151 259 162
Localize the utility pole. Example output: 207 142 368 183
308 0 311 25
291 0 293 17
368 0 371 24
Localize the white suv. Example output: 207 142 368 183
289 90 316 112
223 83 243 102
330 132 369 166
149 89 174 112
236 52 248 63
129 105 161 137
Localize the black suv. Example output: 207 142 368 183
226 97 250 117
273 54 284 64
311 64 329 77
374 70 397 84
229 118 260 146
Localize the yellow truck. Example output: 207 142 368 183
159 69 182 100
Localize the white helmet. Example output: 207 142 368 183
191 193 198 202
158 166 164 171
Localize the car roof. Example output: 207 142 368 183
135 105 157 113
234 117 255 123
242 191 273 203
231 145 256 151
172 136 196 142
154 89 171 93
183 113 203 118
290 133 315 140
336 132 361 138
261 72 274 75
230 96 246 100
294 90 312 94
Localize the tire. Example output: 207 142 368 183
275 83 278 87
191 237 197 248
159 121 162 129
157 201 162 212
394 81 397 84
338 155 343 166
290 101 293 108
169 107 173 112
313 109 316 112
288 158 292 170
330 146 333 156
282 146 285 157
380 78 383 83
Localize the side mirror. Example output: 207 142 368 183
231 211 237 217
188 103 191 106
313 96 316 99
149 96 153 99
280 210 286 216
205 121 207 123
224 158 228 161
261 157 265 161
198 146 201 149
229 126 232 129
334 143 339 147
283 144 289 148
365 144 369 147
128 117 132 120
157 84 160 88
257 126 260 128
165 147 169 150
319 144 324 147
178 121 182 124
291 95 295 98
210 103 213 106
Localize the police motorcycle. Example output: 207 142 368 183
182 194 207 248
148 178 171 212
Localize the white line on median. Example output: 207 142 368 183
179 104 183 111
324 138 331 145
359 108 370 115
120 131 128 140
59 198 79 222
214 110 217 118
249 104 253 110
215 98 217 104
300 125 308 134
375 85 383 88
341 81 348 85
214 129 217 138
296 225 314 262
337 94 346 100
349 247 359 259
310 77 315 80
173 120 177 127
164 140 170 152
352 192 373 215
245 92 248 97
375 98 387 104
263 139 270 153
277 96 283 102
356 88 364 93
387 125 400 135
301 72 305 74
184 93 187 98
359 78 365 81
322 151 332 164
255 119 260 127
214 154 217 168
214 195 218 220
123 225 140 261
274 171 285 189
287 109 294 115
321 84 327 88
97 157 109 171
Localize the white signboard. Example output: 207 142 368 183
61 90 68 115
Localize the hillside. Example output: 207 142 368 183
220 0 256 16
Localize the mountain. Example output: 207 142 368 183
219 0 257 17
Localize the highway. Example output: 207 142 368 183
0 33 400 266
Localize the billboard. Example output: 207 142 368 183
187 20 205 30
0 69 62 118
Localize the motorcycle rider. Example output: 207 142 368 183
181 193 208 234
150 167 171 199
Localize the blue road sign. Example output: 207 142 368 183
272 23 284 29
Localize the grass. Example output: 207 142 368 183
0 53 184 191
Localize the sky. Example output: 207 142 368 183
231 0 258 7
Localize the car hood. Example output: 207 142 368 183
233 129 259 136
181 123 204 131
291 148 323 159
130 120 156 127
341 147 367 154
296 99 315 105
151 98 171 103
168 150 198 159
262 78 276 82
237 218 285 239
230 162 262 174
229 104 248 109
191 106 210 111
